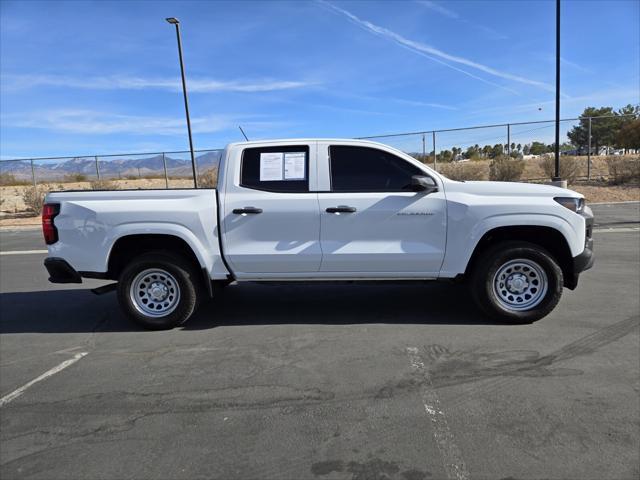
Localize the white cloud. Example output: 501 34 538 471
416 1 507 40
390 98 458 110
416 1 459 19
319 1 554 94
1 74 315 93
1 110 279 136
560 57 592 74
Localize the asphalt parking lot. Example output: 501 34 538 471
1 203 638 480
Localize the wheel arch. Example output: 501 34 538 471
106 233 212 296
464 225 575 289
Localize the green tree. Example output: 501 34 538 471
489 144 503 158
617 118 640 151
464 145 481 160
529 141 548 155
440 149 453 162
567 105 639 153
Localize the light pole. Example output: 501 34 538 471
166 17 198 188
552 0 562 185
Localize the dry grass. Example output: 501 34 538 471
437 162 487 181
198 169 218 188
0 177 195 214
489 156 525 182
541 156 581 184
433 155 632 182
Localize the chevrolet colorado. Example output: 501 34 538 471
42 139 594 329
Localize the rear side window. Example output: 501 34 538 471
329 145 423 192
241 145 310 193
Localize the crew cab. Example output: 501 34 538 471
42 139 594 329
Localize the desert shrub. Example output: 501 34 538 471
90 179 119 190
541 155 580 184
64 173 88 182
21 186 48 214
489 155 525 181
0 173 29 186
0 173 17 186
125 175 138 180
605 157 640 185
437 162 487 181
199 168 218 188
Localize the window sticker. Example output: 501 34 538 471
259 152 284 181
284 152 306 180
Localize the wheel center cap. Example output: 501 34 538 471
148 282 168 301
507 274 528 293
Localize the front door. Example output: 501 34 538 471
221 144 321 277
318 145 446 276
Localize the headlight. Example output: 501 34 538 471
554 197 585 213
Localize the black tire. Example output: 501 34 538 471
116 251 201 330
470 241 563 323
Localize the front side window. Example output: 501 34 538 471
241 145 309 193
329 145 424 192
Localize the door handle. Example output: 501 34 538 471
233 207 263 214
326 206 357 213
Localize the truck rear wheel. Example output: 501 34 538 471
470 241 563 323
117 252 201 330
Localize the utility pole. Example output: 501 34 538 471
166 17 198 188
552 0 564 186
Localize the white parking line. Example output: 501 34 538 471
0 352 88 407
0 250 48 256
407 347 469 480
593 227 640 233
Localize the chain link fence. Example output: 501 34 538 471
1 114 637 215
357 114 638 183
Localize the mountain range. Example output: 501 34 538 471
0 151 222 181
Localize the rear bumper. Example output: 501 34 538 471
44 257 82 284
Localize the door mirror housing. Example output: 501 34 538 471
411 175 438 193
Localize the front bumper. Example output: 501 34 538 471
574 236 594 275
566 209 594 289
44 257 82 284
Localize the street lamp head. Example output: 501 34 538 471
165 17 179 24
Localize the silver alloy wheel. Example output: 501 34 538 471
492 259 548 311
129 268 181 317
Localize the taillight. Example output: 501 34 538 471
42 203 60 245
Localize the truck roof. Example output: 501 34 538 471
225 138 388 148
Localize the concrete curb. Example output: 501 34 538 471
0 225 41 232
589 200 640 205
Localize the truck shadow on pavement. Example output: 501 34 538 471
0 282 506 334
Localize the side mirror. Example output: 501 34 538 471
411 175 438 194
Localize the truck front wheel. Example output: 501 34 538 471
470 241 563 323
117 252 201 330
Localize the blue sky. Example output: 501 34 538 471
1 0 638 159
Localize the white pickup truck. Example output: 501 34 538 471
42 139 594 329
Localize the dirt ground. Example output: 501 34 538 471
573 185 639 203
0 177 195 216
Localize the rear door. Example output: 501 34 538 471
317 144 447 276
220 143 322 278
